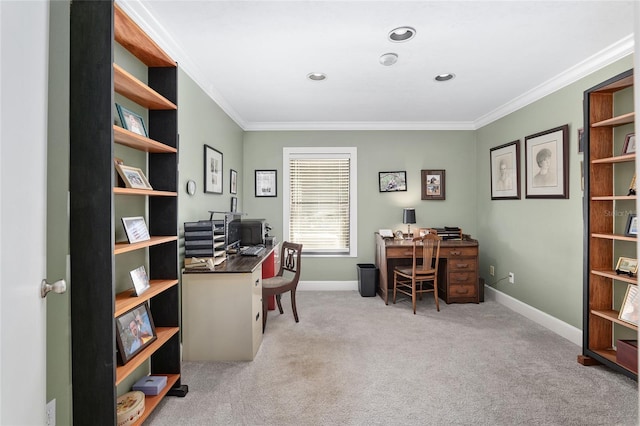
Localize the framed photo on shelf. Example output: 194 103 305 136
115 302 157 365
255 170 277 197
115 164 152 190
624 214 638 237
622 133 636 155
204 144 223 194
115 103 147 137
129 265 151 296
615 257 638 275
121 216 151 244
421 169 445 200
230 196 237 212
490 140 520 200
524 124 569 199
618 284 639 326
230 169 238 194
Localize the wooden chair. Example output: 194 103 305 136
393 233 441 313
262 242 303 332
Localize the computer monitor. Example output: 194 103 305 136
226 215 242 250
240 219 266 246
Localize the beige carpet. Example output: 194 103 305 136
146 291 638 425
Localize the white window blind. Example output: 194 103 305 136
284 148 357 256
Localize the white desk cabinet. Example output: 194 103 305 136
182 266 263 361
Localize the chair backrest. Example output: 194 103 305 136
277 241 303 285
412 233 440 274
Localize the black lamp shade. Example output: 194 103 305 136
403 208 416 224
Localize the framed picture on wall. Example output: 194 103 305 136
204 144 223 194
378 171 407 192
230 169 238 194
489 140 520 200
421 170 445 200
524 124 569 199
255 170 277 197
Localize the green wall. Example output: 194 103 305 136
242 130 477 280
475 56 634 328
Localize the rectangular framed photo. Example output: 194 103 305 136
618 284 639 326
121 216 151 244
622 133 636 155
129 265 151 296
616 257 638 275
204 145 223 194
625 213 637 237
230 196 237 212
115 164 153 190
116 103 147 137
230 169 238 194
255 170 277 197
378 171 407 192
421 170 445 200
115 302 157 364
490 140 520 200
577 128 584 154
525 124 569 199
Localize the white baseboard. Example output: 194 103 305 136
484 285 582 347
298 281 358 291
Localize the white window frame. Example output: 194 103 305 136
283 147 357 257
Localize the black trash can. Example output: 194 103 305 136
357 263 378 297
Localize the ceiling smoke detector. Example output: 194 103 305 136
388 26 416 42
379 53 398 66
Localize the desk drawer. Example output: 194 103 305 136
440 247 477 258
448 258 477 272
387 247 415 258
448 282 477 299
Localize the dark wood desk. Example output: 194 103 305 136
375 233 481 305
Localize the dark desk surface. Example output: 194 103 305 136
183 246 275 274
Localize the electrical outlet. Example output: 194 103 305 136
508 272 515 284
46 399 56 426
489 265 495 276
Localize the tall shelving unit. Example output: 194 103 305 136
70 2 186 424
580 68 636 379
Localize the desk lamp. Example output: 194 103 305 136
403 208 416 238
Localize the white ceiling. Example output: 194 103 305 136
118 1 635 131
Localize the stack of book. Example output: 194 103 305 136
430 226 462 240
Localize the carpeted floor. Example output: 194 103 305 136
145 291 638 425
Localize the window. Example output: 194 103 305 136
283 147 357 257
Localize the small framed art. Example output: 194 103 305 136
378 171 407 192
622 133 636 155
230 169 238 194
255 170 277 197
525 124 569 199
421 170 445 200
490 140 520 200
625 214 637 237
115 302 157 364
115 164 153 190
618 284 639 326
615 257 638 276
129 265 151 296
122 216 151 244
116 103 147 137
230 196 237 212
204 144 223 194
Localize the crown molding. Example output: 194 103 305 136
243 121 476 131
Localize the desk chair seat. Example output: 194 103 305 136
262 242 303 332
393 234 441 314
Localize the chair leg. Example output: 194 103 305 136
262 296 268 333
412 278 417 314
276 294 284 314
433 280 440 312
393 274 397 304
290 289 299 323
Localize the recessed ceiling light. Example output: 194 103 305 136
435 73 455 82
307 72 327 81
379 53 398 66
388 26 416 42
